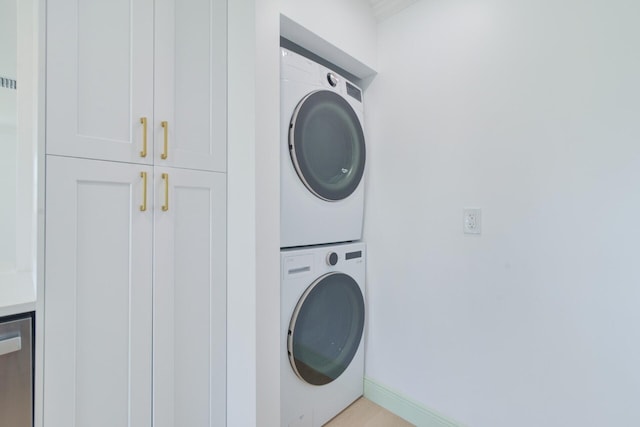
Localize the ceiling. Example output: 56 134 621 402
367 0 419 21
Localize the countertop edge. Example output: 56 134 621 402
0 272 38 318
0 300 37 318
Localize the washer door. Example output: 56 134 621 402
288 272 365 386
289 90 366 201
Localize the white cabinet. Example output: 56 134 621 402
154 0 227 171
47 0 227 172
153 167 226 426
46 0 154 164
44 156 154 427
44 156 227 426
45 0 227 424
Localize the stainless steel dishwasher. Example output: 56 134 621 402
0 313 33 427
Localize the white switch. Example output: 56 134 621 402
463 208 481 234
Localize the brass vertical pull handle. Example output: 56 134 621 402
161 121 168 159
162 173 169 211
139 172 148 211
140 117 148 158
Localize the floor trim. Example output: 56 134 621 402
364 377 462 427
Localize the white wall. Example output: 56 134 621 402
1 0 37 282
227 0 258 425
280 0 377 73
0 0 17 273
0 0 17 79
364 0 640 426
15 0 38 277
227 0 280 426
0 124 17 271
255 0 281 426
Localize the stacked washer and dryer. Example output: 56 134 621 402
280 47 368 427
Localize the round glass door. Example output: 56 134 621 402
288 272 365 386
289 90 366 201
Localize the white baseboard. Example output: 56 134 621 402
364 377 463 427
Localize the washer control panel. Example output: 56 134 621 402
326 252 339 266
326 249 363 266
282 243 365 280
327 72 338 87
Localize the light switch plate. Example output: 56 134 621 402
464 208 481 234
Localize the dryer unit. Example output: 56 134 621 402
281 242 366 427
280 47 366 248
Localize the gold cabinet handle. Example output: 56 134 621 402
161 121 168 159
140 171 148 211
161 173 169 211
140 117 148 158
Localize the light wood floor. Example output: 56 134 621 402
324 398 414 427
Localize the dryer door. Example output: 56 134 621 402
289 90 366 201
288 272 365 386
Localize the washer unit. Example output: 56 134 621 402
281 242 366 427
280 48 366 248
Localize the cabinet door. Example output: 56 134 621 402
47 0 154 164
44 156 153 427
154 0 227 172
153 167 226 426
